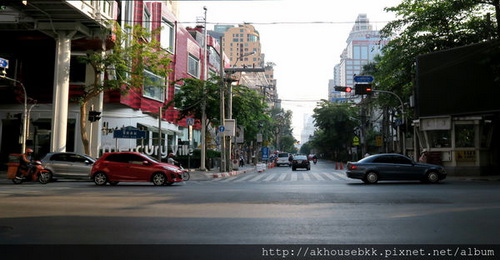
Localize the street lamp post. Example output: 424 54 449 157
0 73 29 153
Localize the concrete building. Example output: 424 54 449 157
216 24 277 108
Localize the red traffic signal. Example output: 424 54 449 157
355 84 373 95
334 86 352 93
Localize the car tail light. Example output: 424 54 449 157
347 164 357 170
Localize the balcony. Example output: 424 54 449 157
0 0 115 38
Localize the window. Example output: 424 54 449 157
161 19 175 52
70 55 86 83
188 55 200 78
143 70 165 101
455 124 475 148
427 130 451 148
143 5 152 40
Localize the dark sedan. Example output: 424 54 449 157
292 155 310 171
346 153 446 184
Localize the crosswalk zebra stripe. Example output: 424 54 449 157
248 173 268 182
233 174 257 182
311 172 324 181
277 172 288 181
263 174 276 182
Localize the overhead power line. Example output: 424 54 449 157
178 20 393 25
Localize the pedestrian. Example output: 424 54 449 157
419 149 428 163
239 154 245 167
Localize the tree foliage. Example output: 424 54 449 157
374 0 499 109
311 101 359 160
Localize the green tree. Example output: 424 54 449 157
312 100 358 160
77 23 171 155
375 0 500 109
169 77 272 147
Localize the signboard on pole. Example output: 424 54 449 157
224 119 236 136
261 147 269 161
0 57 8 69
353 75 374 83
113 126 146 139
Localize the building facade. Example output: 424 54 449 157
330 14 388 101
0 0 222 166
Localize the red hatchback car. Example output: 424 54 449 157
90 152 184 186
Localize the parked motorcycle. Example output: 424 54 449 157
7 154 51 184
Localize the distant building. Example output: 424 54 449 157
301 114 315 144
214 24 277 107
329 14 388 102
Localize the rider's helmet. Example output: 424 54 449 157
25 148 33 154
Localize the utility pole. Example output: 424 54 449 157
200 6 208 171
219 36 226 172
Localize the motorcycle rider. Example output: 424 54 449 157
16 148 35 180
167 153 178 165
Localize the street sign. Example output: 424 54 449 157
353 75 374 83
218 125 225 133
353 136 360 146
186 118 194 126
262 147 269 161
113 126 146 139
0 57 8 69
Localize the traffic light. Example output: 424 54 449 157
334 86 352 93
88 110 102 122
355 84 373 95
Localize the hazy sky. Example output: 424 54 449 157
178 0 402 141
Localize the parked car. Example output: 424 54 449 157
90 152 184 186
292 155 310 171
346 153 447 184
276 152 291 167
41 152 96 180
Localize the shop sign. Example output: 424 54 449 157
456 150 476 162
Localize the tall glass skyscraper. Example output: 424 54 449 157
330 14 389 102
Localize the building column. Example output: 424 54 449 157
50 31 75 152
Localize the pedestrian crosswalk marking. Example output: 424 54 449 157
277 172 288 181
311 172 324 181
191 170 350 184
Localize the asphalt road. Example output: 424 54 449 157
1 161 499 258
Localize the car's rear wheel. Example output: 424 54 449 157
425 171 440 184
152 173 166 186
94 172 107 186
363 172 378 184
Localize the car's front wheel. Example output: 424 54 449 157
425 171 440 184
363 172 378 184
152 172 166 186
94 172 108 186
